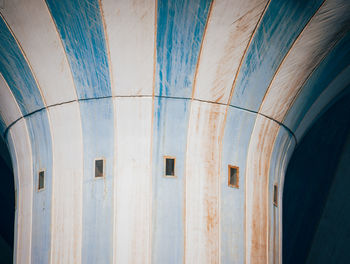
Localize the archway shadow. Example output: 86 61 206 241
283 92 350 264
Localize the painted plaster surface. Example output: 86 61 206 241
114 97 153 263
26 111 53 264
193 0 267 103
48 102 83 264
80 99 114 264
230 0 323 111
1 0 77 105
152 98 189 263
0 0 349 263
156 0 212 97
0 16 44 114
9 120 33 264
0 74 22 127
101 0 155 96
45 0 111 99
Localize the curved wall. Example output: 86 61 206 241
0 0 349 263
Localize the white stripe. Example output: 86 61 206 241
48 102 83 264
9 119 33 264
101 0 155 96
114 97 153 263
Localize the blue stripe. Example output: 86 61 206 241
25 111 53 263
221 107 256 263
152 97 190 263
284 32 350 133
80 99 114 263
0 17 45 115
156 0 212 97
45 0 111 99
230 0 324 111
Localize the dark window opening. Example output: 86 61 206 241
95 159 104 178
164 157 175 177
38 170 45 190
273 184 278 207
228 165 239 188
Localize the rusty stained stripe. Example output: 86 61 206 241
260 0 350 122
1 0 77 106
185 101 226 264
101 0 155 96
193 0 268 104
9 119 33 264
245 115 280 264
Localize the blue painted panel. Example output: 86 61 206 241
156 0 212 97
284 32 350 133
45 0 111 99
0 17 45 115
152 97 190 263
25 111 53 264
80 98 114 264
221 107 256 263
230 0 323 111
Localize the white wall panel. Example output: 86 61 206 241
194 0 267 103
101 0 155 96
9 119 33 264
114 97 153 263
48 102 83 264
2 0 77 105
185 101 226 264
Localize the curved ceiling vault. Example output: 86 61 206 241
0 0 349 263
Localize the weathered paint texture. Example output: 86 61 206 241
48 102 83 264
152 98 189 263
156 0 212 97
114 97 153 263
45 0 111 99
185 101 226 264
230 0 324 111
0 1 349 263
0 16 44 114
101 0 155 96
1 0 77 105
26 111 53 264
80 99 114 264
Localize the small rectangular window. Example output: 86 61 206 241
164 157 175 177
95 159 105 178
273 184 278 206
228 165 239 188
38 170 45 190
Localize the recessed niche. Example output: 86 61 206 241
164 157 175 177
38 170 45 190
228 165 239 188
273 184 278 207
95 159 105 178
